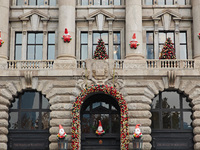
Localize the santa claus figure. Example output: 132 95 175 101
0 31 4 47
62 28 72 43
96 120 105 136
57 124 67 139
129 33 139 49
133 124 142 139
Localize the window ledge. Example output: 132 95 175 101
142 5 192 9
76 5 125 9
10 6 59 9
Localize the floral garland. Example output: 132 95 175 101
71 84 129 150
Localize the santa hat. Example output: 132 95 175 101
131 33 137 42
98 120 102 128
64 28 70 35
135 124 141 129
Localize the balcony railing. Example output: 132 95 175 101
147 60 195 69
77 60 86 69
7 60 54 69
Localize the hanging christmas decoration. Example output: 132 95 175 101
71 84 129 150
129 33 139 49
57 124 67 139
198 33 200 39
0 31 4 47
96 120 105 136
159 37 176 59
133 124 143 139
94 38 109 60
62 28 72 43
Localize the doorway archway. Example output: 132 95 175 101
71 85 129 150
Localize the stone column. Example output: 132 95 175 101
0 0 9 60
125 0 144 60
57 0 75 60
192 0 200 59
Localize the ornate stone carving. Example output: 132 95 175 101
24 71 32 88
167 70 176 88
91 60 109 80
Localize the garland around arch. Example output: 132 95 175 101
71 84 129 150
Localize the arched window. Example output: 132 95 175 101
151 91 193 150
8 91 50 150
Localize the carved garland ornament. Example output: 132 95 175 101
71 84 129 150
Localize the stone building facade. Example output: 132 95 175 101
0 0 200 150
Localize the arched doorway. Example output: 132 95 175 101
8 91 50 150
151 91 193 150
81 93 120 149
71 85 129 150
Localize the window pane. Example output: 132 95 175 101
93 33 100 44
101 114 109 132
21 112 39 130
36 45 43 60
36 33 43 44
102 102 109 109
42 95 50 109
49 0 57 6
81 45 88 60
82 114 90 133
182 96 190 109
113 45 121 60
9 112 19 129
180 45 187 59
102 0 108 5
28 33 35 44
111 114 120 133
15 46 22 60
27 45 35 60
167 32 174 43
152 94 159 109
183 112 192 129
144 0 152 5
81 33 88 44
178 0 185 5
11 98 19 109
38 0 44 5
180 32 186 43
105 45 109 54
48 33 55 44
92 114 101 133
158 0 164 5
101 33 108 43
92 102 101 109
21 92 39 109
152 112 160 129
162 92 180 109
163 112 171 129
93 45 97 57
159 44 164 53
94 0 100 5
172 111 180 129
17 0 24 5
29 0 36 5
113 33 120 44
16 33 22 44
82 0 88 5
48 45 55 60
166 0 173 5
114 0 121 5
159 33 166 44
147 45 154 59
146 32 153 44
42 112 50 129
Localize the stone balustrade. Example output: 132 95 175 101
77 60 86 69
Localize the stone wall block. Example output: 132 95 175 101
193 119 200 126
0 96 10 106
49 142 58 150
49 135 58 142
0 89 12 100
128 111 151 118
128 103 151 111
50 119 72 127
50 111 71 119
0 111 8 119
147 82 159 95
125 87 155 99
6 82 17 96
32 77 38 90
0 119 8 127
129 118 151 126
194 127 200 134
193 104 200 111
144 88 155 99
192 98 200 105
194 135 200 142
37 81 46 92
193 111 200 119
49 95 74 105
50 103 73 111
50 127 71 134
0 134 7 142
143 142 152 150
12 81 23 93
125 95 152 104
184 81 197 94
0 127 8 134
194 142 200 150
153 80 165 92
0 105 8 111
53 80 76 87
46 88 75 99
179 80 190 93
42 82 53 95
189 88 200 100
0 143 7 150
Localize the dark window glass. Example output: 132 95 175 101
81 33 88 60
180 32 187 59
146 32 154 59
48 32 55 60
27 33 43 60
113 32 121 59
15 33 22 60
151 91 192 130
9 91 50 130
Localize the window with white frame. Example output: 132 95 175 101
81 0 121 5
146 32 154 59
179 32 187 59
144 0 153 5
144 0 186 5
113 32 121 60
14 32 55 60
16 0 57 6
159 32 174 54
80 32 88 60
